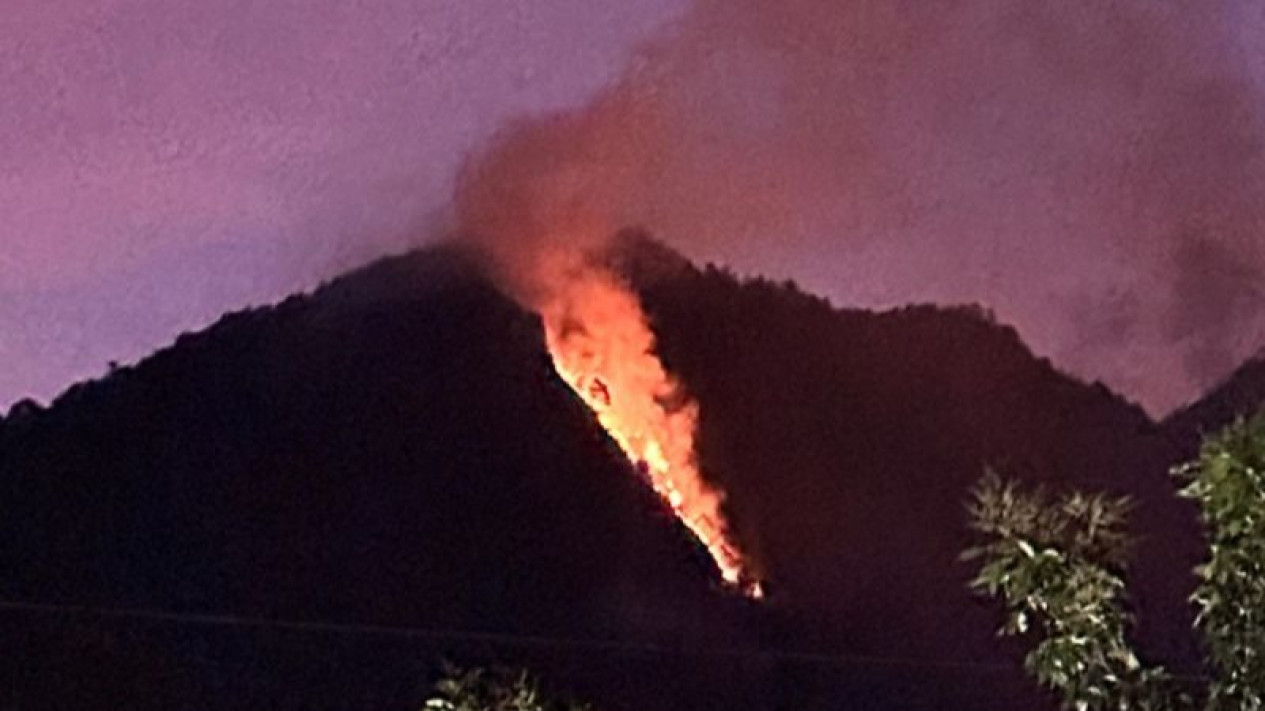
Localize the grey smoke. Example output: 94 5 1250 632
454 0 1265 414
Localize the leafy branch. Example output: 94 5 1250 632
423 664 593 711
964 471 1187 710
967 409 1265 710
1176 412 1265 711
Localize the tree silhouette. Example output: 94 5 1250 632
423 665 591 711
966 412 1265 710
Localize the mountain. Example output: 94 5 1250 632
615 233 1202 669
0 249 767 711
0 237 1211 710
1163 352 1265 454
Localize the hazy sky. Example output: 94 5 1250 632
0 0 686 410
4 0 1265 415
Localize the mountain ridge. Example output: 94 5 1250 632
1 238 1256 709
1163 351 1265 453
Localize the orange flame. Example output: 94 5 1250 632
539 260 759 597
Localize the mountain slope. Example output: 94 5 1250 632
615 237 1202 674
0 248 765 711
1 238 1211 710
1163 352 1265 453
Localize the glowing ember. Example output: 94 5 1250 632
540 262 759 596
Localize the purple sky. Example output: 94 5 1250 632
5 0 1265 415
1 0 686 409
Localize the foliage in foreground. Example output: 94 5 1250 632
964 472 1184 710
423 664 592 711
1175 412 1265 710
965 411 1265 711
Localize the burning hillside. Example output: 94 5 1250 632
536 255 759 595
452 110 759 595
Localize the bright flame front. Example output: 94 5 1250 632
540 263 759 596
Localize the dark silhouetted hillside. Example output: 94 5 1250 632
0 248 771 711
0 237 1214 710
616 231 1205 700
1164 352 1265 454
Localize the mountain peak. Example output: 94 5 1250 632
0 240 1227 709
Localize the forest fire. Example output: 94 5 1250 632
540 262 760 597
449 105 759 595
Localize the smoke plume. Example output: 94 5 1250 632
453 0 1265 415
454 96 758 590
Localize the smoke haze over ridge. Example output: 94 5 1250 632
454 0 1265 415
5 0 1265 415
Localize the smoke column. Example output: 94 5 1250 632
454 105 758 592
456 0 1265 415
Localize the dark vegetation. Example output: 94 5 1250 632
965 412 1265 710
0 235 1256 709
423 664 593 711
